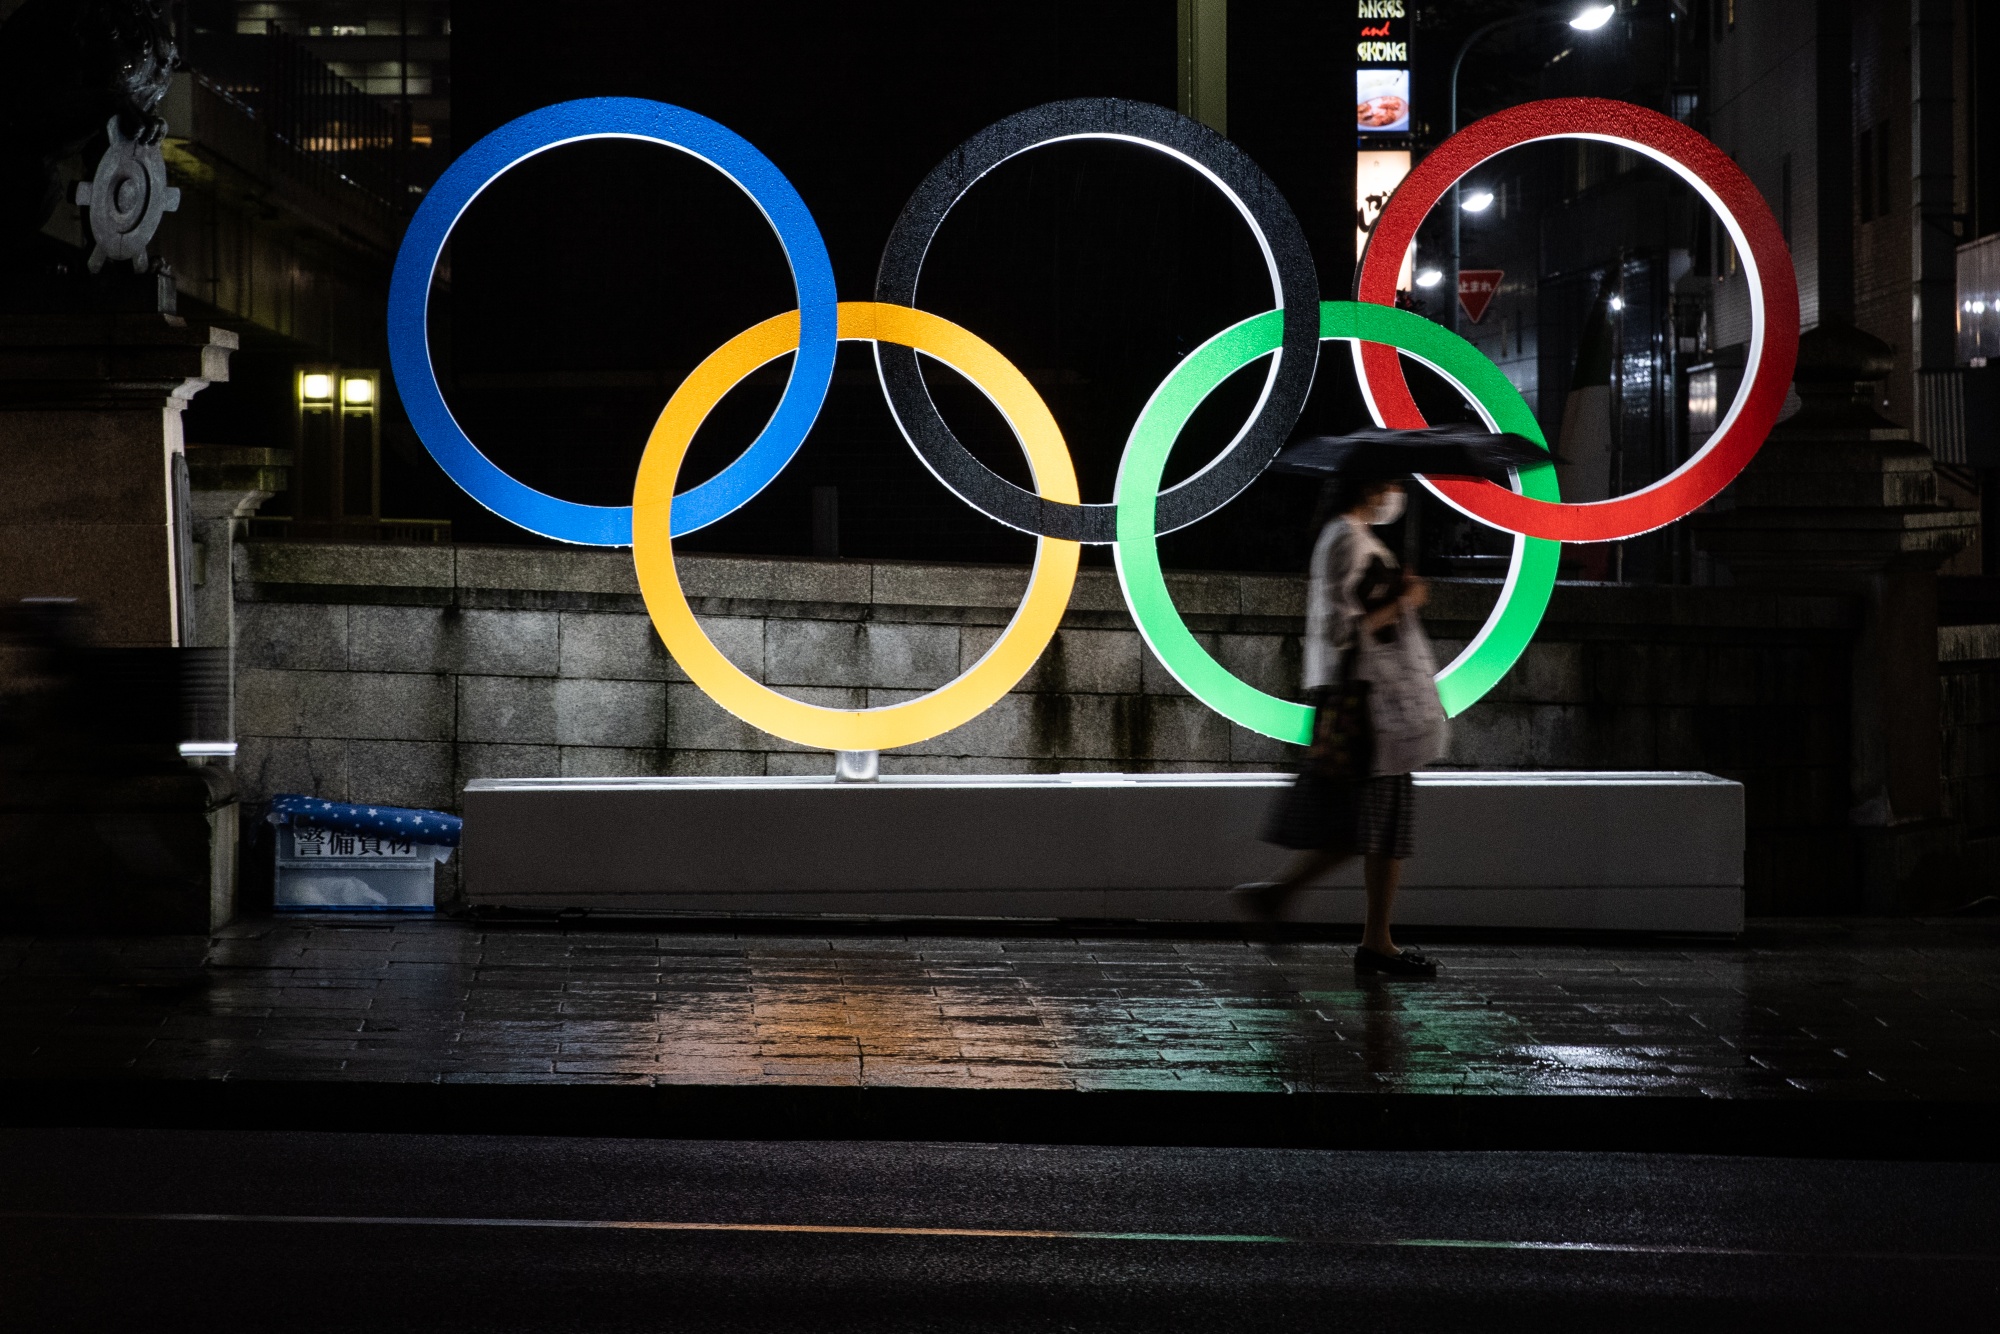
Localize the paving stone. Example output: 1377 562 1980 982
4 918 1995 1102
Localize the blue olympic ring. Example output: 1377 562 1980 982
386 97 839 546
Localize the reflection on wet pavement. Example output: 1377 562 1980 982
0 919 1994 1100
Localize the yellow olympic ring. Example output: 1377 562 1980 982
632 301 1082 752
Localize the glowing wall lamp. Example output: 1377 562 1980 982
294 366 382 527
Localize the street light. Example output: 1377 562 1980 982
1446 4 1620 332
1461 189 1496 213
1415 268 1445 288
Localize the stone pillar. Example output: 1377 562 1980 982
184 445 291 740
0 314 237 646
0 314 243 932
1697 321 1979 910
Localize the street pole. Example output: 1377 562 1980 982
1445 6 1615 335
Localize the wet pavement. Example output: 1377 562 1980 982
2 917 1996 1102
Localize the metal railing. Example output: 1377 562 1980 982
247 517 454 545
186 31 409 210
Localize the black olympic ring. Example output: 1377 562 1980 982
873 98 1321 544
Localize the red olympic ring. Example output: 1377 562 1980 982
1354 98 1799 544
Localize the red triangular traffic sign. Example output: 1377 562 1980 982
1458 269 1504 323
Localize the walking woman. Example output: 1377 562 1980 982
1236 471 1449 978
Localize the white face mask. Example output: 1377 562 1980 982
1367 489 1407 526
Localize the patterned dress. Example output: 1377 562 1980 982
1300 516 1447 857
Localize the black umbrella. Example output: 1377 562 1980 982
1270 424 1550 481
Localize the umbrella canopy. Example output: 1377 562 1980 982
1270 424 1548 481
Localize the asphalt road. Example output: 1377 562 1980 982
1 1129 1994 1331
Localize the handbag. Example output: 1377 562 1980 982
1302 646 1373 781
1261 647 1372 850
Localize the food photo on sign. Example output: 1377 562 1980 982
1355 68 1411 133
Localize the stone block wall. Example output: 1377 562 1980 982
230 543 1306 802
231 540 1866 911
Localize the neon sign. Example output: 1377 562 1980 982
387 96 1796 753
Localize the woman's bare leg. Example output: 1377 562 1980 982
1361 852 1402 955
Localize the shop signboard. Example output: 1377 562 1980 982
1355 1 1412 136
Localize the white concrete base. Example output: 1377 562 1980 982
462 771 1744 933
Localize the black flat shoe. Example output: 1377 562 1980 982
1354 945 1439 978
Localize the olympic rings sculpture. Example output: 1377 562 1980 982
388 95 1797 754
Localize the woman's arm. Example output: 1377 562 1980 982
1360 573 1427 632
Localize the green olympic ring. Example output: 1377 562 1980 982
1113 301 1562 743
